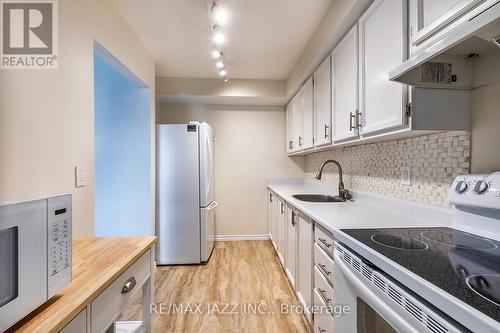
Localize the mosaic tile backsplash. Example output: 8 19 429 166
305 132 471 207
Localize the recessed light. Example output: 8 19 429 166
219 69 227 76
224 78 230 83
211 50 221 59
212 5 229 26
213 31 225 45
216 61 224 68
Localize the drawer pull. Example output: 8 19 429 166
318 263 332 277
317 326 327 333
318 288 332 305
318 238 332 248
121 277 137 294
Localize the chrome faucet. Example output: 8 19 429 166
315 160 352 201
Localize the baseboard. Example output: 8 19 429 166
214 234 270 241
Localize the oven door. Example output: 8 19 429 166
0 200 48 332
333 244 462 333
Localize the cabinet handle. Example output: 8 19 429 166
318 238 332 249
121 276 137 294
356 110 362 129
291 211 297 226
318 263 331 277
269 193 273 203
298 136 303 147
324 124 329 139
318 288 332 305
280 203 285 214
349 112 356 131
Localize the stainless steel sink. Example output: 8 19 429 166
292 194 346 203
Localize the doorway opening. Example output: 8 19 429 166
93 42 152 236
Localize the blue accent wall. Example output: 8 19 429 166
94 51 152 236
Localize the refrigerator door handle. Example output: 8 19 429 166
206 201 218 211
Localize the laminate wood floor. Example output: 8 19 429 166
119 241 311 332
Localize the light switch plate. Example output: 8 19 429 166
401 167 411 186
75 166 87 187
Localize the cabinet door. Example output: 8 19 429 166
273 196 280 253
268 192 276 250
285 209 298 288
297 216 313 324
277 199 286 266
332 24 359 142
359 0 408 135
301 77 314 150
285 102 294 153
314 57 332 146
410 0 484 49
60 308 87 333
291 93 302 152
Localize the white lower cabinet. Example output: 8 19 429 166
297 214 313 324
60 308 87 333
267 191 333 330
313 289 335 333
313 224 336 332
91 250 151 333
285 208 298 288
59 249 154 333
268 192 277 250
276 198 287 266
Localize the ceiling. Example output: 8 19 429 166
109 0 332 80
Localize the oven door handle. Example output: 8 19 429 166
334 250 420 333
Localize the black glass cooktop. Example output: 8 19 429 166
341 227 500 323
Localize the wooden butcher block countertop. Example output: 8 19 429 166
9 237 157 333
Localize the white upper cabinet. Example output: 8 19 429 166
300 77 314 150
359 0 408 136
285 102 294 153
409 0 485 53
313 57 332 147
332 24 359 143
291 94 302 152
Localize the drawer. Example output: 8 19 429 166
60 308 87 333
91 250 151 333
315 225 334 258
314 265 334 307
314 243 334 285
313 289 334 333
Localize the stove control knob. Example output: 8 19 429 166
474 180 489 194
455 181 468 194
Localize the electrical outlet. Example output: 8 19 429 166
401 167 411 186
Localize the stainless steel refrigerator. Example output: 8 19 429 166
156 122 216 264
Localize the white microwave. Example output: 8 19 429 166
0 195 72 332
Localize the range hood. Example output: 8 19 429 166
390 2 500 86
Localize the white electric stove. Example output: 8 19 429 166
335 172 500 333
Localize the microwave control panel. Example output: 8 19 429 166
47 195 72 298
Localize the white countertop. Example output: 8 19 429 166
267 178 453 236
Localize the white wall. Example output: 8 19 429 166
0 0 155 236
158 104 305 237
